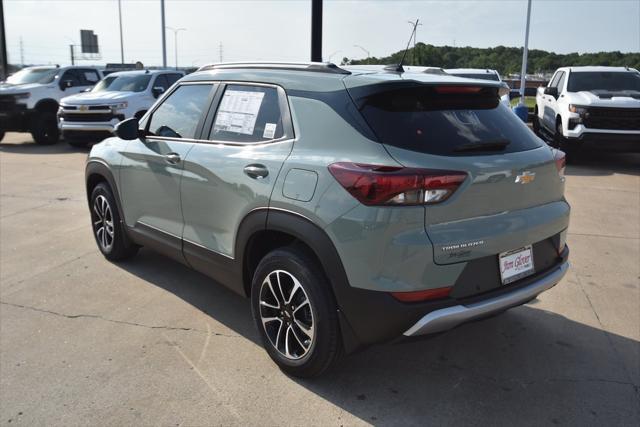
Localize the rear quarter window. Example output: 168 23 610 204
357 85 543 156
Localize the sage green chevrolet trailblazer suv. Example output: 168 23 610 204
85 62 570 377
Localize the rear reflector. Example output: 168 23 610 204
553 149 566 178
391 287 452 302
328 162 467 206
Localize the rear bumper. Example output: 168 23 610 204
404 260 569 336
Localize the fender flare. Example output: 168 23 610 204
85 160 125 222
34 98 59 113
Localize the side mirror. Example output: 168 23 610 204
60 80 73 90
544 86 558 98
114 118 142 141
152 86 165 98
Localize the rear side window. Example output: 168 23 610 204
148 84 212 139
209 85 284 143
357 85 543 156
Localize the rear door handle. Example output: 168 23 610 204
165 153 181 164
244 164 269 179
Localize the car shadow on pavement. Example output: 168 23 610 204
565 151 640 177
118 249 639 425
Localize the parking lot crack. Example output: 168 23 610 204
0 300 241 338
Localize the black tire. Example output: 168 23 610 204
90 182 138 261
134 110 147 120
0 130 5 142
532 108 540 135
552 119 564 149
251 247 341 378
31 112 59 145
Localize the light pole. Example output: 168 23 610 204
118 0 124 64
353 45 370 64
161 0 167 67
518 0 532 107
407 20 422 65
166 26 186 70
327 50 342 63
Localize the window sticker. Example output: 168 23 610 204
263 123 277 139
213 89 265 136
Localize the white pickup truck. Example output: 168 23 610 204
58 69 183 146
534 66 640 154
0 65 103 144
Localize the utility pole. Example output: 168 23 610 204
311 0 322 62
0 0 8 80
69 44 75 65
407 20 422 65
19 37 24 66
518 0 532 106
118 0 124 63
161 0 167 67
353 45 370 64
166 26 186 70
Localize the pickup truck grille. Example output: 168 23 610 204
584 107 640 131
60 112 116 122
0 95 18 112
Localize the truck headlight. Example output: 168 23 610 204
568 104 587 115
14 92 30 100
110 102 128 110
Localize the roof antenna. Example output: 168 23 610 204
384 18 419 73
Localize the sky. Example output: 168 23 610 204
4 0 640 67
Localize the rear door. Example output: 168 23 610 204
119 82 216 258
349 82 568 265
179 83 294 287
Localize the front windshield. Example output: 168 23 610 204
91 76 118 92
6 68 59 85
450 73 500 82
567 71 640 92
103 75 152 93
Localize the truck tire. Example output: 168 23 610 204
31 112 59 145
0 130 5 143
532 107 540 135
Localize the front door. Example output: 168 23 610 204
119 83 216 259
179 83 295 291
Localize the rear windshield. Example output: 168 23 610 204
357 85 543 156
567 71 640 92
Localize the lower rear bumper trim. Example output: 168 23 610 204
403 261 569 336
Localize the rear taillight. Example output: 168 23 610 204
553 149 566 179
328 162 467 206
391 286 452 302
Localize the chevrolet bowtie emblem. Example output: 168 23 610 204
515 171 536 184
79 105 88 111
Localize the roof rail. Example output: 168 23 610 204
196 61 351 75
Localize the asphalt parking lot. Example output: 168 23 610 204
0 132 638 426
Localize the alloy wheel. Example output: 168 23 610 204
92 195 114 252
259 270 315 360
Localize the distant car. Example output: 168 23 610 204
58 69 184 146
0 65 103 144
86 61 569 377
534 66 640 154
446 68 511 108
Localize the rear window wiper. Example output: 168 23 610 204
454 139 511 153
